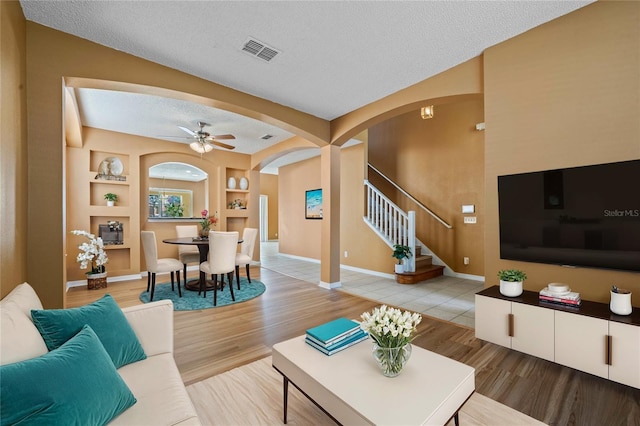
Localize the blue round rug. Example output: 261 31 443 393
139 278 266 310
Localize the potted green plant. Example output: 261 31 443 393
104 193 118 207
392 244 412 274
497 269 527 297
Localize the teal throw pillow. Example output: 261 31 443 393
31 294 146 368
0 325 137 425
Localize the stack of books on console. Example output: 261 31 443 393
305 317 368 356
539 283 581 307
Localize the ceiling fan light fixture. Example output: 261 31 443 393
190 141 214 154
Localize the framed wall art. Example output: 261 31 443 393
305 188 323 219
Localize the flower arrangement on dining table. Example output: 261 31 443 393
199 209 218 238
360 305 422 377
70 230 108 274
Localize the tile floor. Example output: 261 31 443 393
260 241 484 328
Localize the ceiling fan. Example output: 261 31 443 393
176 121 236 154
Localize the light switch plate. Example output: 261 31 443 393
464 216 477 224
462 205 475 214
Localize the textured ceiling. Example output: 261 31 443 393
20 0 593 173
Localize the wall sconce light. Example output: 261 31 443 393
421 106 434 119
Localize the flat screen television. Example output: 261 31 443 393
498 159 640 272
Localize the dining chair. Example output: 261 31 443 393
199 231 239 306
235 227 258 290
141 230 183 302
175 225 200 287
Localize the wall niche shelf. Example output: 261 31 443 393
222 167 251 232
103 244 131 250
226 209 249 218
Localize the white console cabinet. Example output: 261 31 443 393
608 321 640 388
476 286 640 389
555 311 608 379
475 294 554 361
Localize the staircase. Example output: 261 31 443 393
395 248 445 285
363 179 445 284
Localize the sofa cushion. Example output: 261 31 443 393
0 300 48 365
0 282 43 315
0 325 137 425
111 352 200 425
31 294 146 368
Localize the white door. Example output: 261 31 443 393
259 195 268 242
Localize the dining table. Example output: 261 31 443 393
162 237 242 291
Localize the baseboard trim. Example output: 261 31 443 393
319 281 342 289
66 273 141 291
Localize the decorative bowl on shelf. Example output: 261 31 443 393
547 283 571 294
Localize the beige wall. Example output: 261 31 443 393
278 144 396 274
484 1 640 303
340 144 396 273
66 127 254 280
1 1 28 298
24 21 316 307
259 173 279 240
368 99 485 274
278 158 322 259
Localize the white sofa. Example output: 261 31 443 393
0 283 201 425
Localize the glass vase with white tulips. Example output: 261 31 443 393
360 305 422 377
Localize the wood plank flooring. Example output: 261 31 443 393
66 267 640 426
187 357 546 426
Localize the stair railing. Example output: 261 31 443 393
367 163 453 229
364 180 416 272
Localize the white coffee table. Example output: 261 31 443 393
272 335 475 425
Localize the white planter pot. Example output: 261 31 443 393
499 280 523 297
394 264 404 274
610 290 632 315
106 200 115 207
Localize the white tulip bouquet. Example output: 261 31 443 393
360 305 422 348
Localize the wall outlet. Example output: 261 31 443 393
344 251 348 258
463 257 470 265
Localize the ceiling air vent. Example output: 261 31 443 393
260 134 274 140
241 37 280 62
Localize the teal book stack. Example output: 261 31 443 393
305 317 368 355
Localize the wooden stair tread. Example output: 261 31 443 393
395 264 445 285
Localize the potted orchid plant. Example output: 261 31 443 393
71 230 109 289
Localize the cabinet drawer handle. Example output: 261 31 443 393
606 335 612 365
508 313 514 337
